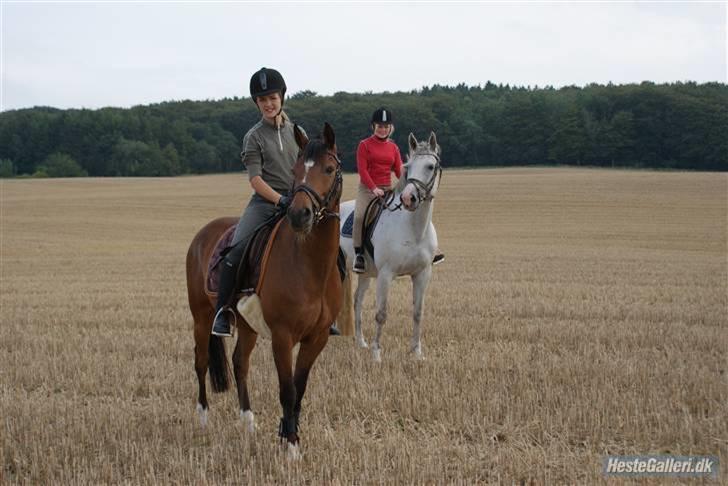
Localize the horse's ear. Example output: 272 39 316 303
323 122 336 150
428 131 439 153
408 133 418 153
294 124 308 151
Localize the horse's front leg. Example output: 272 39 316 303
232 322 258 433
292 329 329 438
354 276 372 348
372 271 393 362
411 266 432 360
271 331 299 458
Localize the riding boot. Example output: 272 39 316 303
353 247 366 273
211 258 238 337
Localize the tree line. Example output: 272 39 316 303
0 81 725 177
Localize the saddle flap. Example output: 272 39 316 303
342 193 388 261
205 211 285 298
237 222 275 294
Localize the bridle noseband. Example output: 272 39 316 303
291 150 343 224
384 150 442 211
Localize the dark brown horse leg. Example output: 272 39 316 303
193 309 214 427
232 322 257 432
271 332 299 450
292 330 329 433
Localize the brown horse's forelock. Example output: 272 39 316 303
301 138 330 163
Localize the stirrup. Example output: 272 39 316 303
353 254 366 273
211 307 236 337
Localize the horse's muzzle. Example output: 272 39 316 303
402 191 419 211
287 206 313 233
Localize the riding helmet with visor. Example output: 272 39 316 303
371 107 393 125
250 67 287 103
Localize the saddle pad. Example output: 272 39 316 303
236 294 271 339
206 225 237 294
341 212 354 237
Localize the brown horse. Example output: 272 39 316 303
186 123 343 457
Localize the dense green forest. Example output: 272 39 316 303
0 81 725 177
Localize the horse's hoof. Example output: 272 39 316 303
372 348 382 363
356 337 369 349
412 345 424 360
196 403 208 428
286 442 301 461
240 409 256 433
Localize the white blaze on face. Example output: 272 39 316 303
402 183 417 209
302 159 314 183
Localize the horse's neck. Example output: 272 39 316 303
386 197 434 242
284 216 339 278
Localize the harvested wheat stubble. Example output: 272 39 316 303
1 168 726 484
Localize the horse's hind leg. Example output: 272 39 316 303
232 321 258 433
354 276 372 348
410 266 432 360
193 309 214 427
372 272 393 363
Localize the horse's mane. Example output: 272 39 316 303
395 141 440 192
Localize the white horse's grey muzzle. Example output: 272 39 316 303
401 183 420 211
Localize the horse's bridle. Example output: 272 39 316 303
291 150 343 224
384 151 443 211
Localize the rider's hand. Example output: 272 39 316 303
277 194 291 209
372 187 385 198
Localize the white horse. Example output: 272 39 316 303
339 131 442 361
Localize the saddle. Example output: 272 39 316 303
207 213 348 298
205 212 285 298
341 192 390 261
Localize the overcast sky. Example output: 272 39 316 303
2 1 726 111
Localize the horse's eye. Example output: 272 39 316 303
427 164 435 171
326 166 335 175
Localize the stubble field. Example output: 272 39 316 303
1 168 726 484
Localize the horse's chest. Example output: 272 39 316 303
375 231 432 274
265 292 330 325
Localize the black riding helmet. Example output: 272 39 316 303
371 107 393 124
249 67 287 103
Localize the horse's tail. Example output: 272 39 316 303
208 335 230 393
337 268 355 336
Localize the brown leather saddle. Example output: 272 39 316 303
206 213 347 299
205 213 284 298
